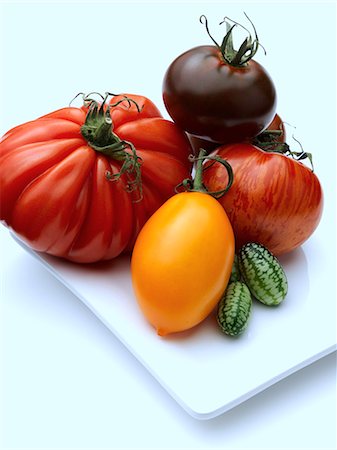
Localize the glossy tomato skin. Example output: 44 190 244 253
163 45 277 144
265 113 286 142
131 192 235 336
203 143 323 255
0 94 192 263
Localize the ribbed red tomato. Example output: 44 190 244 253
203 143 323 255
0 93 192 263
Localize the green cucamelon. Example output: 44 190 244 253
217 281 252 336
238 242 288 306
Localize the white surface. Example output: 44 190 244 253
1 0 337 448
1 227 337 449
8 230 337 420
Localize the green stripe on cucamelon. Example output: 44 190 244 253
217 281 252 336
238 242 288 306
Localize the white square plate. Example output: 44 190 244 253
13 215 337 420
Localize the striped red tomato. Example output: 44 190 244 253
203 143 323 255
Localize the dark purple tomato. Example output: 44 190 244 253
163 16 277 145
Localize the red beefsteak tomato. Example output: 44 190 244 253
203 143 323 255
0 93 192 263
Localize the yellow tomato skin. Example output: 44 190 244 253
131 192 235 336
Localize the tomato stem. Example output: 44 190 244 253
80 92 144 200
200 13 265 67
192 148 208 192
176 148 234 198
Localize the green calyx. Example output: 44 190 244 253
81 102 123 155
176 148 234 198
200 13 265 67
80 92 143 201
252 130 314 171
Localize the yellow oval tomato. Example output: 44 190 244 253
131 191 235 336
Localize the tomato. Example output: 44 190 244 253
131 192 235 336
203 143 323 255
0 93 192 263
131 151 235 336
266 113 286 142
163 15 276 145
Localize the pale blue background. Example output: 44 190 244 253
1 1 336 449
